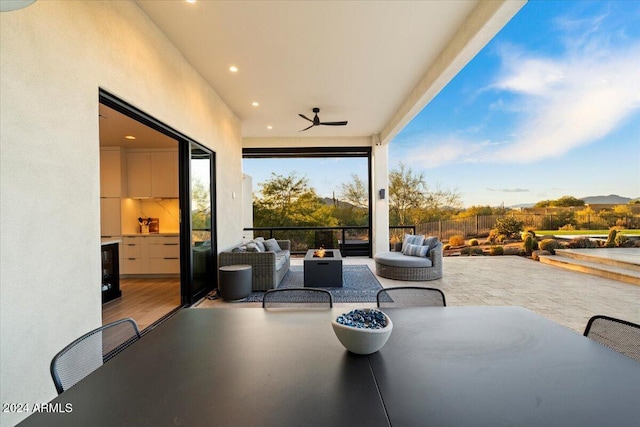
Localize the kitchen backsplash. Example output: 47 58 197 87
121 198 180 234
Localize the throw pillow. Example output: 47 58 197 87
264 238 282 252
402 234 425 252
246 242 262 252
402 243 428 257
249 239 266 252
231 245 247 253
422 236 439 255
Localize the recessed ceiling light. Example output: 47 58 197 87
186 0 197 4
266 126 273 130
229 65 238 73
125 135 136 140
252 102 259 107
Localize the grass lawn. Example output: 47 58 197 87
535 230 640 236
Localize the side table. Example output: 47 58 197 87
219 264 252 301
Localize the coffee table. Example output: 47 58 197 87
303 249 343 287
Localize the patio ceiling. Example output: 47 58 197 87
136 0 525 144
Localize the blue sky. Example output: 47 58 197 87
245 1 640 207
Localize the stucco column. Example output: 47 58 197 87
371 136 389 256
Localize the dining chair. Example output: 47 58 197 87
376 286 447 308
262 287 333 308
583 315 640 362
50 318 142 394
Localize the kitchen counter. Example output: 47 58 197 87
101 239 121 246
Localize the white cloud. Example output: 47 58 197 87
398 137 494 168
491 42 640 161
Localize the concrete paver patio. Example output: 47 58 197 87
198 255 640 335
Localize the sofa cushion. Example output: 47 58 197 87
264 238 282 252
275 251 289 270
402 234 425 252
402 243 429 257
422 236 440 255
375 251 433 268
251 239 266 252
232 245 247 253
246 242 262 252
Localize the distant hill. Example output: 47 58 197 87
580 194 634 204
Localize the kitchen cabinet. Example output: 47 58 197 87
126 150 178 198
151 152 178 198
149 235 180 274
100 148 126 197
100 198 121 237
121 235 180 275
126 152 152 198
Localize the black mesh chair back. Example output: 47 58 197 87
50 318 141 394
583 315 640 362
262 288 333 308
377 286 446 308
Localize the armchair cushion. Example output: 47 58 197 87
402 243 429 257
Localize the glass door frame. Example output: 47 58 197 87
100 89 217 307
180 142 217 305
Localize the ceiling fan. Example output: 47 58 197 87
298 107 348 132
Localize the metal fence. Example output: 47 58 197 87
414 214 638 240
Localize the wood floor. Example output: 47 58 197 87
102 277 181 331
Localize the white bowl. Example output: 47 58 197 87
331 309 393 355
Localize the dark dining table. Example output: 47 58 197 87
19 306 640 426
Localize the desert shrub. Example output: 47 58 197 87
539 239 559 254
443 244 451 250
492 215 524 239
566 236 597 249
559 224 576 231
461 247 484 255
489 246 504 256
522 234 534 255
504 247 523 256
605 229 617 248
614 234 628 247
523 227 537 237
449 235 465 246
469 238 479 246
542 211 577 230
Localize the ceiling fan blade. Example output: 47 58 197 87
299 124 315 132
299 114 314 123
319 121 348 126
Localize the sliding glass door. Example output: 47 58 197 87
185 144 216 304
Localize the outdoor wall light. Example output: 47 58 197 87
379 189 385 199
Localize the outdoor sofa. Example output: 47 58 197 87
219 238 291 291
374 235 443 281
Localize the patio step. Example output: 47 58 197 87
538 250 640 286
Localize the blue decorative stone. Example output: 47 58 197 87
336 309 388 329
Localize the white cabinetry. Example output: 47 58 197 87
127 150 178 198
100 198 121 237
121 235 180 275
151 152 178 198
121 236 147 275
149 235 180 274
100 148 126 197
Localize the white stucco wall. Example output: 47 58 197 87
0 1 241 425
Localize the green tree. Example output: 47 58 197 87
340 174 368 209
253 172 337 227
389 163 427 225
535 195 584 208
454 205 497 219
388 162 462 225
